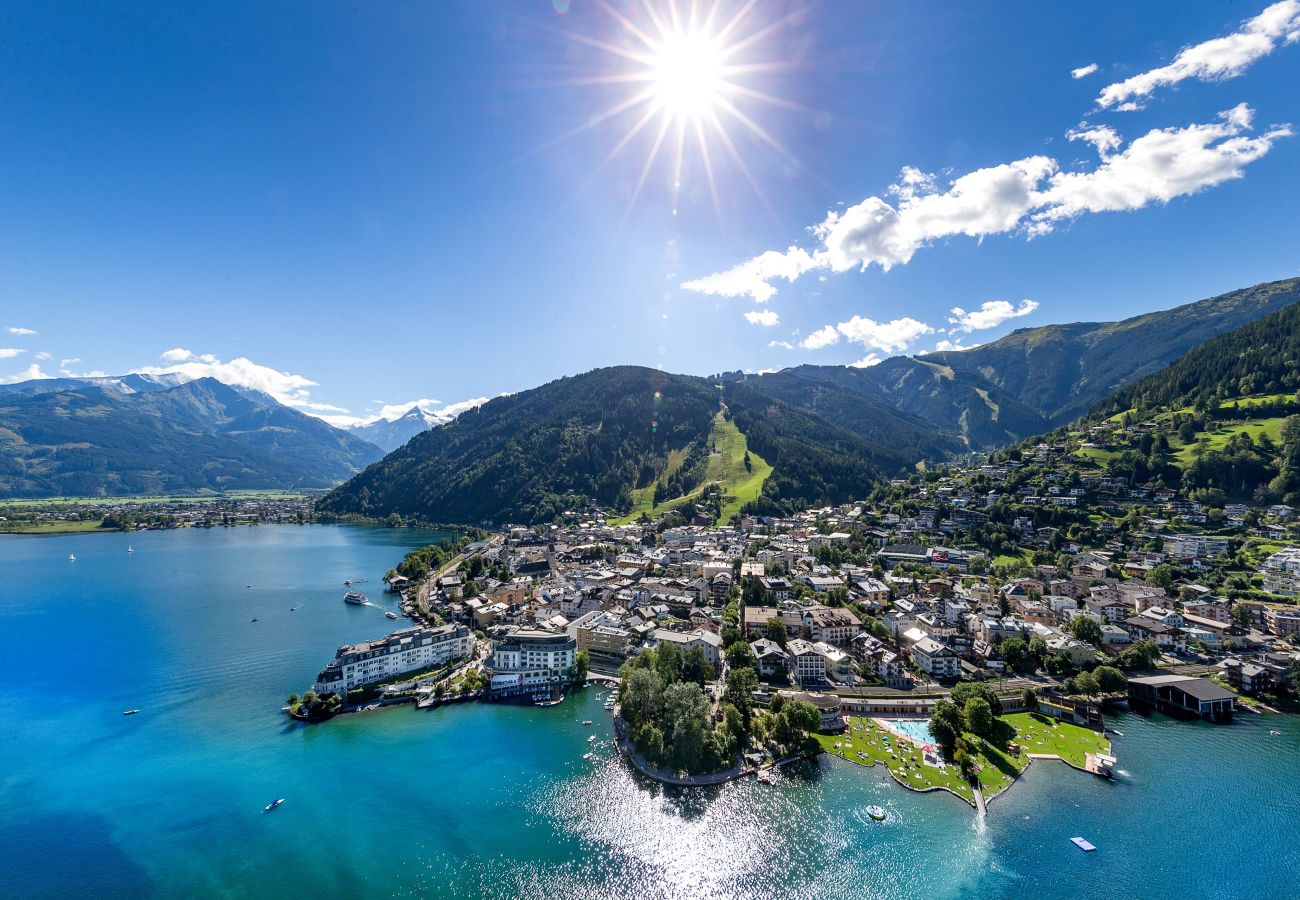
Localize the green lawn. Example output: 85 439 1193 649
820 713 1112 805
608 409 771 525
1073 446 1119 463
0 518 113 534
0 490 309 508
1001 712 1110 768
1174 417 1287 464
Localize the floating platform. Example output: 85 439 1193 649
1070 837 1097 852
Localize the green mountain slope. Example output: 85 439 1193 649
918 275 1300 432
0 377 383 498
318 366 917 525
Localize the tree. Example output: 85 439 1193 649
964 697 994 737
723 667 759 729
1289 657 1300 694
1021 687 1038 711
1000 638 1036 675
950 682 1000 717
1069 616 1104 646
764 617 788 647
1230 604 1252 630
620 668 664 728
928 699 964 753
1093 665 1127 694
1073 670 1100 696
655 641 683 686
774 700 821 752
662 681 712 772
681 646 713 688
724 640 756 671
573 650 590 682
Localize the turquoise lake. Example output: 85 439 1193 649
2 524 1298 899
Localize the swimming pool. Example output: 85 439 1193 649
882 718 935 745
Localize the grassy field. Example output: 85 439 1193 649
1001 712 1110 768
1073 446 1119 463
609 410 771 525
1174 417 1287 464
0 519 112 534
820 713 1111 804
0 489 310 508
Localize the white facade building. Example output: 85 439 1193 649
314 624 473 696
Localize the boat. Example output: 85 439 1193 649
583 752 595 761
127 546 134 553
68 554 76 561
1270 730 1282 735
122 709 140 716
264 798 285 812
757 769 773 784
582 720 593 725
588 735 597 742
386 611 399 620
344 591 367 605
865 805 886 821
1070 837 1097 852
250 618 258 623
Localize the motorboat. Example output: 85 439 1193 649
122 709 140 716
264 798 285 812
344 591 367 605
582 720 593 725
865 805 886 821
386 611 399 620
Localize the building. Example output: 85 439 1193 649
1128 674 1235 721
575 623 632 672
776 690 844 730
485 628 576 696
911 637 960 679
652 628 721 668
743 605 781 638
786 638 826 686
813 640 854 683
313 624 473 697
750 638 787 678
802 605 862 645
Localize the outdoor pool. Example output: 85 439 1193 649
883 718 936 745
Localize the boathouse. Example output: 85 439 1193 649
1128 674 1235 722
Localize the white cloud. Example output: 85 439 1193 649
835 315 935 353
34 351 52 361
847 354 882 368
0 363 52 383
1068 124 1123 157
768 339 795 350
682 107 1289 301
1071 63 1099 79
60 357 80 367
134 352 332 414
1031 105 1291 232
800 325 841 350
6 326 37 336
679 246 818 303
1098 0 1300 110
743 309 780 327
933 338 983 352
948 299 1039 333
0 348 25 359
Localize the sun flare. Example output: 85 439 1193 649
648 30 726 121
558 0 801 218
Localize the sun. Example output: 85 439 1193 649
553 0 802 219
647 30 726 121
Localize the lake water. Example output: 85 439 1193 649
2 525 1298 899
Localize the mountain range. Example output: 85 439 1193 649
2 275 1296 508
0 375 383 498
345 405 452 452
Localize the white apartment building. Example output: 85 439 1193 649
314 624 473 696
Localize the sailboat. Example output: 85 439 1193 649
68 554 76 561
127 545 134 553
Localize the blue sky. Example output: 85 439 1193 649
1 1 1297 425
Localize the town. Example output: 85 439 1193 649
294 431 1300 804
